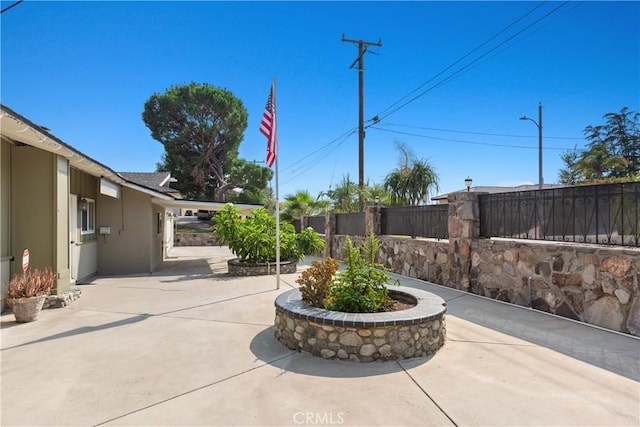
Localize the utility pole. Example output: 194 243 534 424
342 34 382 188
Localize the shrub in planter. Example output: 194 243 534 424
296 257 339 308
5 267 55 322
324 235 398 313
213 203 325 264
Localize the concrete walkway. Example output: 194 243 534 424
1 246 638 427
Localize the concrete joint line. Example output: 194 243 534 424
397 361 459 427
93 351 295 427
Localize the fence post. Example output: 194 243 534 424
324 211 336 258
364 205 381 236
447 191 481 291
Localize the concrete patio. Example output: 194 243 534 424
1 246 638 426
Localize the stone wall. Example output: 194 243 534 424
174 233 217 247
329 234 640 336
323 192 640 336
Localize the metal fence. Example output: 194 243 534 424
307 215 325 234
335 212 366 236
479 182 640 247
381 205 448 239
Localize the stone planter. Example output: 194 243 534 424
274 287 446 362
228 258 297 276
10 295 47 323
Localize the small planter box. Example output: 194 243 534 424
227 258 297 276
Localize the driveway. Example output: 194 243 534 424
1 246 638 426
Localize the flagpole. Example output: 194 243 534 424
260 78 279 289
273 79 280 290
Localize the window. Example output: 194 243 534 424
80 198 95 234
157 212 163 234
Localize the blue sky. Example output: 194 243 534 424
2 1 638 201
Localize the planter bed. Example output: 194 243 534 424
228 258 297 276
274 287 446 362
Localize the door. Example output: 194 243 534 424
69 194 78 281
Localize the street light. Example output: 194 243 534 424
464 176 473 192
520 102 543 190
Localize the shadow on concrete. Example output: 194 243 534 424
249 326 431 378
397 275 640 382
152 258 215 277
0 313 151 352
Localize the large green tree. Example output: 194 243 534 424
558 108 639 184
144 82 260 201
225 159 273 205
384 141 439 206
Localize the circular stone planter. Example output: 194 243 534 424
274 287 446 362
228 258 297 276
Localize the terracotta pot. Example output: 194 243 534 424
10 295 47 323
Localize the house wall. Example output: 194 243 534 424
54 157 70 292
10 145 55 278
97 186 152 275
1 143 71 299
1 141 12 309
77 238 98 281
70 168 98 281
151 204 164 271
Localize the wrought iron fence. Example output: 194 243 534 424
335 212 366 236
381 205 448 239
479 182 640 247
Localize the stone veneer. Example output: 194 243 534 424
329 235 640 336
274 287 446 361
228 259 297 276
43 287 82 309
174 233 217 246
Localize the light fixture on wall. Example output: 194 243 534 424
464 177 473 192
79 197 88 211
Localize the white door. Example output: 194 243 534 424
69 195 78 281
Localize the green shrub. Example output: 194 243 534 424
296 257 339 308
297 227 326 256
212 204 324 264
324 235 397 313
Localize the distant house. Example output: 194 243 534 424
0 104 259 310
119 172 182 200
431 184 567 204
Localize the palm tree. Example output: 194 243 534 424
384 141 439 206
326 175 359 212
281 190 327 224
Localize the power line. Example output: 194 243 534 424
371 1 570 124
380 123 584 140
369 126 573 151
1 0 24 14
281 126 357 173
280 129 357 186
277 1 573 186
374 1 549 120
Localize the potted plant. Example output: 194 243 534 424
213 203 325 275
5 267 55 322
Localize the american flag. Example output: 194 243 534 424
260 82 277 168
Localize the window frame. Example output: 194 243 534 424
80 198 96 235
